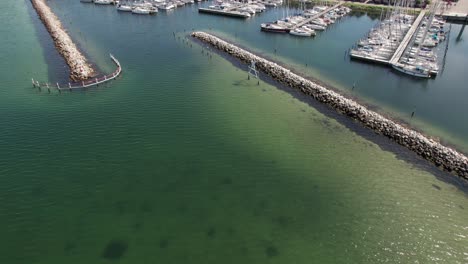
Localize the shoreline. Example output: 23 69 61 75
192 31 468 181
30 0 94 81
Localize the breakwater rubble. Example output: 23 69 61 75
192 31 468 180
31 0 94 81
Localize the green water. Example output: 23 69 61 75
0 0 467 263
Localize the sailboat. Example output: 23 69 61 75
290 27 315 37
117 3 133 11
94 0 114 5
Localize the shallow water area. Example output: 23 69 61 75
0 1 467 264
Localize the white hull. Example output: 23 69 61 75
392 64 430 78
132 7 151 14
159 5 175 10
290 30 313 37
117 5 132 11
94 0 114 5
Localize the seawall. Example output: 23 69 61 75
31 0 94 81
191 31 468 180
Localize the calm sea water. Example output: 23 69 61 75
0 0 467 263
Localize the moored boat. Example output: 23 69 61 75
261 23 289 33
289 27 315 37
159 3 175 10
94 0 114 5
117 4 132 11
306 23 325 31
289 30 311 37
392 63 431 78
132 7 152 14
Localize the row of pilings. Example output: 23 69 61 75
30 0 94 81
191 31 468 181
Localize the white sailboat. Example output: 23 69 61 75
94 0 114 5
117 4 133 11
289 27 315 37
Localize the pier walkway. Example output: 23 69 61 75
291 2 344 30
437 0 468 23
32 54 122 92
389 10 426 65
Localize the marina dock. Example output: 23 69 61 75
350 10 427 67
291 2 344 30
437 0 468 23
389 10 426 65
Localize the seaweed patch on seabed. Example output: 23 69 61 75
177 203 188 213
64 241 76 254
115 201 126 215
253 200 268 217
101 240 128 260
133 221 143 231
265 245 279 258
226 227 236 235
232 80 251 87
273 215 293 228
220 177 233 185
206 227 216 239
140 201 152 213
159 238 169 249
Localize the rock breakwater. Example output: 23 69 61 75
31 0 94 81
192 31 468 180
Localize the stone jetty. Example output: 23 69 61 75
192 31 468 180
31 0 94 81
